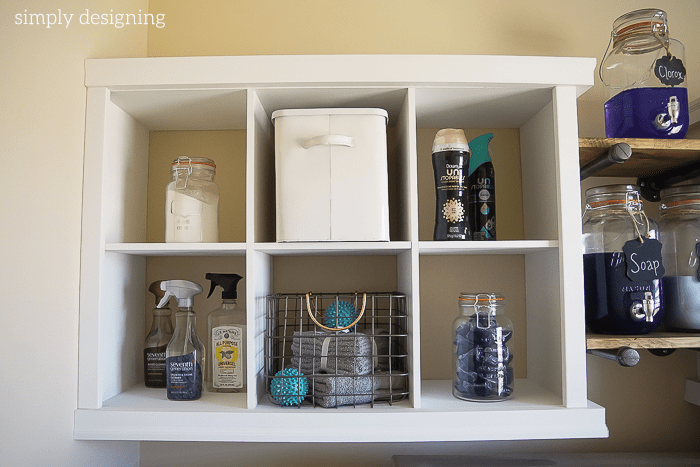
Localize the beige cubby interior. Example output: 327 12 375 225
419 254 527 381
146 130 247 243
415 127 524 241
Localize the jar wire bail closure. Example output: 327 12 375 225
174 155 193 189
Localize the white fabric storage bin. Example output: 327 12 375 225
272 108 390 242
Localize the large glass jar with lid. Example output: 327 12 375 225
452 293 513 402
582 184 663 334
658 185 700 330
599 9 688 139
165 156 219 243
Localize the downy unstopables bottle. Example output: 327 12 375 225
160 280 205 401
432 129 471 240
144 280 173 388
206 273 246 393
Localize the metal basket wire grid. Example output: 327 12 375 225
265 292 410 408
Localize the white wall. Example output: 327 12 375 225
0 1 146 465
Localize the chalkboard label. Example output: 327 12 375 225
655 55 686 86
623 238 665 281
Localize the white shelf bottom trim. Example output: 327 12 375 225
253 241 412 256
105 242 246 256
418 240 558 255
74 380 607 442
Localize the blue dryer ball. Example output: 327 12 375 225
324 300 357 328
270 368 308 406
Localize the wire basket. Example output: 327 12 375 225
265 291 410 408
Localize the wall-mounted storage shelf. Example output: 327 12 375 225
580 136 700 357
579 137 700 177
587 333 700 350
75 55 607 442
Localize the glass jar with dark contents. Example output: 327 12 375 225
658 185 700 331
453 293 513 402
582 184 663 334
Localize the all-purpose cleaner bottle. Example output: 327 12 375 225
144 280 173 388
468 133 496 240
160 280 205 401
206 273 246 393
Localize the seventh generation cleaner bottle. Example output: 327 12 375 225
206 273 246 393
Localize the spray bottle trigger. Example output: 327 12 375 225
207 281 218 299
158 291 174 308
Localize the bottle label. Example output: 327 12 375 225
433 151 470 240
166 352 202 400
144 345 167 388
212 326 243 388
469 164 496 240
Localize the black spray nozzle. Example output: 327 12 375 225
206 273 243 300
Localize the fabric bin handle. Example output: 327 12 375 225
302 134 355 149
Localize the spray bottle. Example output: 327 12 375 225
468 133 497 240
160 280 205 401
144 280 173 388
206 273 246 393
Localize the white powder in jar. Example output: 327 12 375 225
165 190 219 242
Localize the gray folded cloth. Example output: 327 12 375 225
311 374 380 408
290 331 373 375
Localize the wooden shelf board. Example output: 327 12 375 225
587 332 700 350
579 137 700 178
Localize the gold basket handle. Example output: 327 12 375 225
305 292 367 331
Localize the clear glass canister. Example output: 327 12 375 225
582 185 663 334
600 9 688 139
453 293 513 402
658 185 700 330
165 156 219 243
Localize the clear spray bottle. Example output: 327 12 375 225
206 273 246 393
144 280 173 388
160 280 205 401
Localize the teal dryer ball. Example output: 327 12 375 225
270 368 309 406
324 300 357 328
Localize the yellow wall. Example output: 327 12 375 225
146 0 700 139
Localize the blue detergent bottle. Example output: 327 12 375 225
468 133 496 241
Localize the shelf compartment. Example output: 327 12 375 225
251 87 414 244
587 332 700 350
73 379 606 441
579 137 700 178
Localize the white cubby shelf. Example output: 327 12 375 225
76 55 607 441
